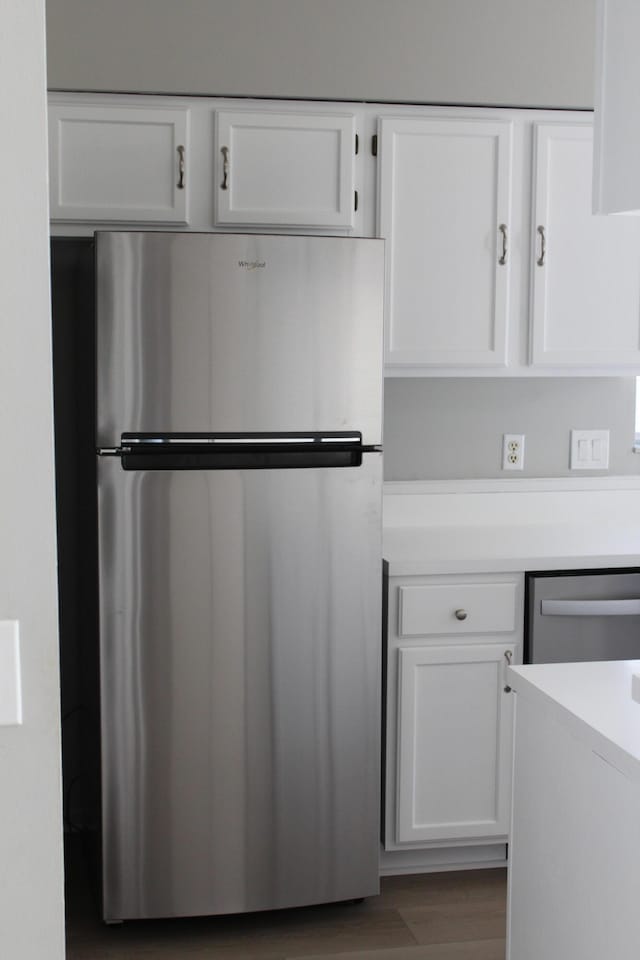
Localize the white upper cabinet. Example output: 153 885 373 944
531 123 640 368
46 93 640 373
48 100 190 224
377 117 513 370
593 0 640 214
215 111 356 229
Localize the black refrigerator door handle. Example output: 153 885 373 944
98 431 373 471
119 447 364 471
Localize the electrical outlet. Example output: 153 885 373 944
502 433 525 471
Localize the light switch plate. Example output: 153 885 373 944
570 430 610 470
0 620 22 725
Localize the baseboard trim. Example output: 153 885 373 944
380 842 508 876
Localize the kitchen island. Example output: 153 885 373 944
506 659 640 960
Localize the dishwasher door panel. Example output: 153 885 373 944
526 571 640 663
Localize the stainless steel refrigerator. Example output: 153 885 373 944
95 231 384 922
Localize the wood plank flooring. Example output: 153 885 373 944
65 839 506 960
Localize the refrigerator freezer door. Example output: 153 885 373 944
96 232 384 447
98 454 382 921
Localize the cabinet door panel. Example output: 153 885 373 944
396 643 514 843
378 117 513 369
215 112 355 229
531 123 640 367
49 104 189 223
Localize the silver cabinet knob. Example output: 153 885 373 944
454 609 467 621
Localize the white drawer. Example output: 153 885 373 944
398 581 518 636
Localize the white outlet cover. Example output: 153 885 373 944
570 430 610 470
0 620 22 726
502 433 525 471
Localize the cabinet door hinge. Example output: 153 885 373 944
354 190 359 212
355 133 359 155
371 134 378 157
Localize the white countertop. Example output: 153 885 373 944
383 479 640 575
383 522 640 575
507 660 640 783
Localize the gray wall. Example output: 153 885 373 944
46 0 595 109
384 378 640 480
1 0 65 957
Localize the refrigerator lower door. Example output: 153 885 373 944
98 454 382 921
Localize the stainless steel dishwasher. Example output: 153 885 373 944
525 570 640 663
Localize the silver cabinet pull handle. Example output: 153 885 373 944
221 146 229 191
541 598 640 617
536 225 546 266
504 649 513 693
454 609 467 621
498 223 508 265
176 145 185 190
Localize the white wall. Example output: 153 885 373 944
0 2 65 958
46 0 595 109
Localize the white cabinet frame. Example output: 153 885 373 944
531 122 640 368
48 102 190 224
396 642 514 843
377 116 513 370
215 111 356 229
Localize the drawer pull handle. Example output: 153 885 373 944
220 145 230 190
504 649 513 693
536 225 546 266
454 609 467 621
176 145 185 190
498 223 508 265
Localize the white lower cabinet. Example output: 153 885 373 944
396 641 515 843
384 573 523 853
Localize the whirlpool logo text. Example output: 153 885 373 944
238 260 266 270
